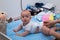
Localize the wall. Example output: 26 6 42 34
0 0 21 18
22 0 41 10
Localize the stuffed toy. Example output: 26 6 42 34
0 12 6 22
0 11 8 24
42 14 55 27
0 11 7 34
0 11 13 34
0 11 13 23
42 14 54 22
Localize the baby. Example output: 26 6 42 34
13 10 53 37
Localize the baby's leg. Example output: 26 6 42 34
50 26 56 31
41 26 50 35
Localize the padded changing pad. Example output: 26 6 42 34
6 19 54 40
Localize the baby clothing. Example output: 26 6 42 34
22 21 43 33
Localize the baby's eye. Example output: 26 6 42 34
22 16 24 18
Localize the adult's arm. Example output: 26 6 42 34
50 29 60 40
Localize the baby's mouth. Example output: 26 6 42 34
24 20 26 22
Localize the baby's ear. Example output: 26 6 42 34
30 16 31 19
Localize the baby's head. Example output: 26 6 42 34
21 10 31 25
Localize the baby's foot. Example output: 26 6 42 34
51 27 58 31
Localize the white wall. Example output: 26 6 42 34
0 0 21 18
0 0 60 18
22 0 41 10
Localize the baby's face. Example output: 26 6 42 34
21 10 31 24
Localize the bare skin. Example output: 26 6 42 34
44 19 60 40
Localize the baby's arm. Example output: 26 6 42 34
13 24 22 32
16 30 30 37
49 29 60 40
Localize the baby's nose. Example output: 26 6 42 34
24 17 27 19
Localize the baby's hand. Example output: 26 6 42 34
16 34 24 37
13 29 18 32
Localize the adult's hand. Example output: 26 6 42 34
44 20 56 27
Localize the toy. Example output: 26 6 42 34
0 11 13 23
42 14 54 22
0 11 7 23
0 11 7 34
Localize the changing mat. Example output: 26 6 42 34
6 17 55 40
